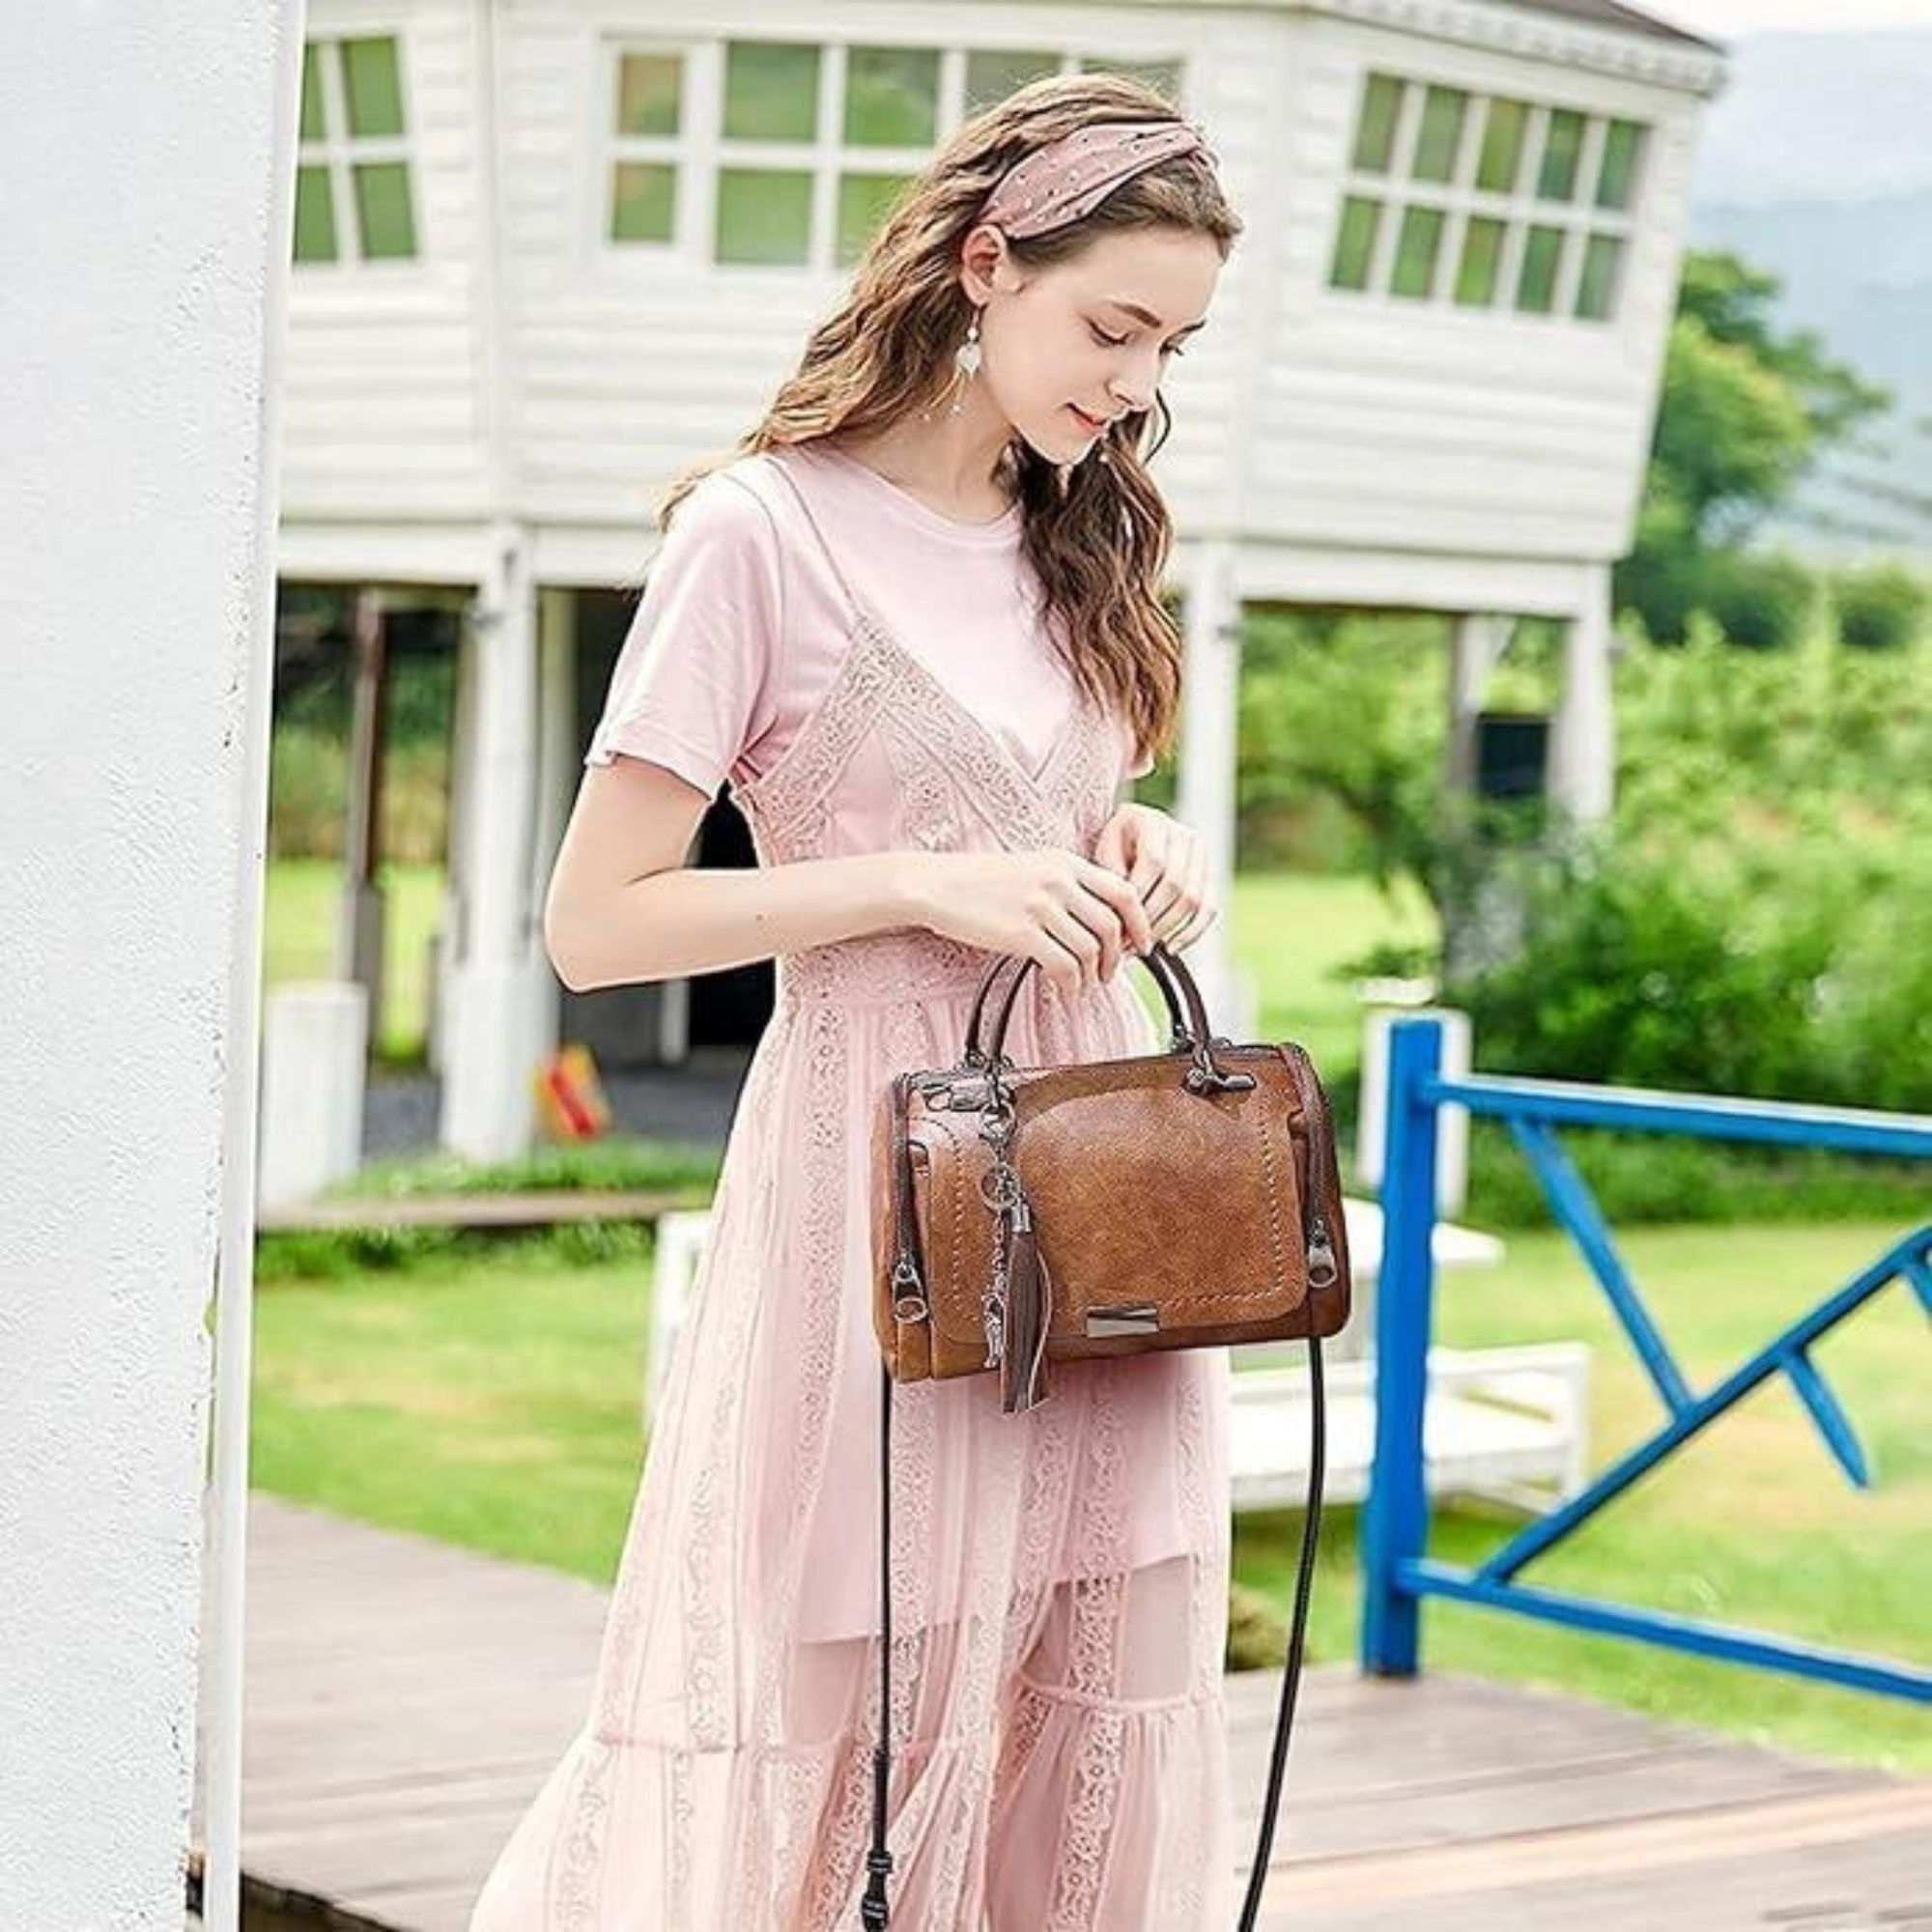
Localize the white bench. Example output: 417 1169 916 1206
644 1201 1590 1514
1227 1340 1592 1513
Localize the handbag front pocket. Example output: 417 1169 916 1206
911 1055 1310 1358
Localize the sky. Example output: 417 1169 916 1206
1642 0 1932 33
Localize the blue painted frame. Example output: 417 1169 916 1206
1361 1014 1932 1703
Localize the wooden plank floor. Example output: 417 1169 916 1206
195 1492 1932 1931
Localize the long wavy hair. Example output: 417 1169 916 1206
659 71 1242 777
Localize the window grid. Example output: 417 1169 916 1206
1329 69 1647 325
296 36 419 267
603 37 1185 270
609 45 688 245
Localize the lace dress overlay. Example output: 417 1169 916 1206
468 443 1236 1930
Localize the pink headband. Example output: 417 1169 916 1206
976 117 1220 239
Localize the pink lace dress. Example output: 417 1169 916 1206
468 440 1236 1930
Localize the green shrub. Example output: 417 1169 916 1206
1444 827 1931 1115
268 723 347 860
1224 1579 1293 1671
1464 1122 1931 1228
1832 559 1929 653
1698 548 1816 652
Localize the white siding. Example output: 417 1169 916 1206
501 2 1243 527
272 0 1719 605
279 0 496 526
1251 11 1704 564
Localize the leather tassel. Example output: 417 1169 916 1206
998 1196 1053 1413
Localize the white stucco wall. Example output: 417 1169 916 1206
0 4 298 1925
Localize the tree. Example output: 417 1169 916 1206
1617 250 1889 643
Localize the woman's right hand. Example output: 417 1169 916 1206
904 847 1156 996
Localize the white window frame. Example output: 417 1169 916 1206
1329 69 1648 326
596 35 1189 274
296 32 422 270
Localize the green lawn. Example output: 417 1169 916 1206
249 1215 1930 1775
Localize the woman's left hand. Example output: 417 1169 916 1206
1091 802 1218 964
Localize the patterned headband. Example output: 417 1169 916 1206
976 117 1220 239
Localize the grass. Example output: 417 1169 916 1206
1235 1216 1932 1775
1227 868 1436 1083
248 1215 1932 1776
262 858 443 1065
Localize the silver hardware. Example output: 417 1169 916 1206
1086 1302 1159 1337
979 1061 1026 1365
1307 1215 1338 1291
983 1228 1009 1366
892 1253 928 1322
982 1289 1006 1367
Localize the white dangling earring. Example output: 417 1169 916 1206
948 310 982 417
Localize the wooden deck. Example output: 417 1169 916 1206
194 1492 1932 1931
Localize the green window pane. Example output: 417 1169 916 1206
964 48 1061 111
1475 98 1528 193
353 162 415 258
294 164 336 262
616 53 681 136
1390 204 1446 298
1596 118 1645 211
716 168 812 264
1453 214 1506 305
837 172 915 265
1575 231 1624 320
341 37 404 139
1351 73 1404 174
723 42 819 143
299 43 327 141
1329 195 1382 289
845 46 940 148
611 162 676 242
1516 223 1565 312
1082 56 1182 102
1537 108 1585 201
1411 85 1468 184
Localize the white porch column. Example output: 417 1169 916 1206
335 585 389 1048
440 529 551 1160
1173 537 1254 1040
1 7 297 1927
1548 563 1616 824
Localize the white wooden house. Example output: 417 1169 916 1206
274 0 1725 1159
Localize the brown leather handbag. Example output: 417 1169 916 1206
860 938 1353 1930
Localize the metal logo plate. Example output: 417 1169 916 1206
1085 1302 1159 1337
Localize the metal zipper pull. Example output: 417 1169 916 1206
1307 1213 1338 1290
892 1251 928 1322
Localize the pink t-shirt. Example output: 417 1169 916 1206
583 440 1153 797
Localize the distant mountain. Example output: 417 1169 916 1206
1688 32 1932 558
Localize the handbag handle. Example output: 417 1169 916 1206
963 938 1203 1069
969 942 1254 1097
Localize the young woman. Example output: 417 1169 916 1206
469 71 1243 1931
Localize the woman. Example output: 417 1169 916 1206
469 70 1243 1931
